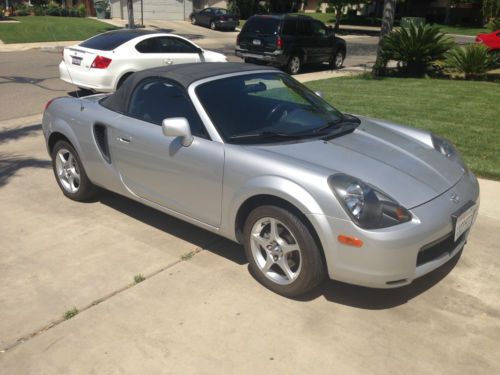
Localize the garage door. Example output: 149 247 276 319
111 0 193 21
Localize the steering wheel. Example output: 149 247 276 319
264 103 295 125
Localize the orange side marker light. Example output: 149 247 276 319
337 235 364 248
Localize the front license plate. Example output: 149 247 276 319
71 57 82 66
252 39 261 46
454 203 476 242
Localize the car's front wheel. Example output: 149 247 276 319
243 205 325 297
191 16 197 25
51 141 97 201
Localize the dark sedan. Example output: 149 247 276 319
190 7 239 31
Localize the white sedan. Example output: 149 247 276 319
59 29 227 92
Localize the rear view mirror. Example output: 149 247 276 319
162 117 193 147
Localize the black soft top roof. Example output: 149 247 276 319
101 62 279 113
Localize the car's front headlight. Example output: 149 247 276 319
431 134 466 169
329 174 412 229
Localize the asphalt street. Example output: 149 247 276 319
0 33 378 121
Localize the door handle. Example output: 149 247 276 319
118 137 131 143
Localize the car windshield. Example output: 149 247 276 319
243 17 281 35
196 72 356 144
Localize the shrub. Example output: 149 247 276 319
60 7 68 16
487 18 500 32
77 4 86 17
13 4 31 16
380 23 455 77
46 1 60 16
446 44 494 79
326 6 335 14
33 5 45 16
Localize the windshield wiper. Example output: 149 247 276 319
314 115 361 134
228 131 302 142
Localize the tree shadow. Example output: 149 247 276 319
0 75 62 92
296 251 462 309
0 124 42 145
0 153 52 187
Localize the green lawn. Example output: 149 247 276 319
308 76 500 180
0 16 118 44
432 24 490 36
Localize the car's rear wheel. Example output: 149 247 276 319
330 50 345 69
287 54 302 75
51 141 97 201
243 205 325 297
210 21 217 30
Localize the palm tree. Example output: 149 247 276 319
127 0 135 29
372 0 397 76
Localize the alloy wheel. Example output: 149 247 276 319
55 148 81 194
250 217 302 285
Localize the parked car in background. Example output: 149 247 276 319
59 29 227 92
190 7 239 31
476 29 500 62
43 63 479 297
236 14 346 74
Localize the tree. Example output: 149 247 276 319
127 0 135 29
328 0 352 31
372 0 396 76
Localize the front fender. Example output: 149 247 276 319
221 175 325 241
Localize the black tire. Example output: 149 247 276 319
191 16 197 25
286 54 302 75
330 50 345 70
51 140 97 202
243 205 326 297
210 21 217 30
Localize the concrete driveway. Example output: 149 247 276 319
0 110 499 374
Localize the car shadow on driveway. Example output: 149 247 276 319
98 189 247 265
97 189 460 308
297 251 462 309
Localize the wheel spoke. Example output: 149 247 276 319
269 218 279 241
261 256 274 273
252 233 269 250
280 242 299 255
277 258 295 281
57 151 67 166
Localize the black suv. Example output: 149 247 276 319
235 14 346 74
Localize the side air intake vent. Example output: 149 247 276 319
93 124 111 163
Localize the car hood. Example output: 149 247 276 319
254 118 465 209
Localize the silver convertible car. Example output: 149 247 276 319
42 63 479 296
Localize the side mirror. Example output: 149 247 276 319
162 117 193 147
314 91 324 98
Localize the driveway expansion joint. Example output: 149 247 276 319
0 238 223 354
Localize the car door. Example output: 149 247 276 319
297 18 316 63
198 8 213 26
135 36 201 68
311 20 334 62
108 78 224 227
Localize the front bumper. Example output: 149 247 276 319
308 171 480 288
235 48 288 66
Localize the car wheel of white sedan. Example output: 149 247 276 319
243 205 325 297
52 141 97 201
